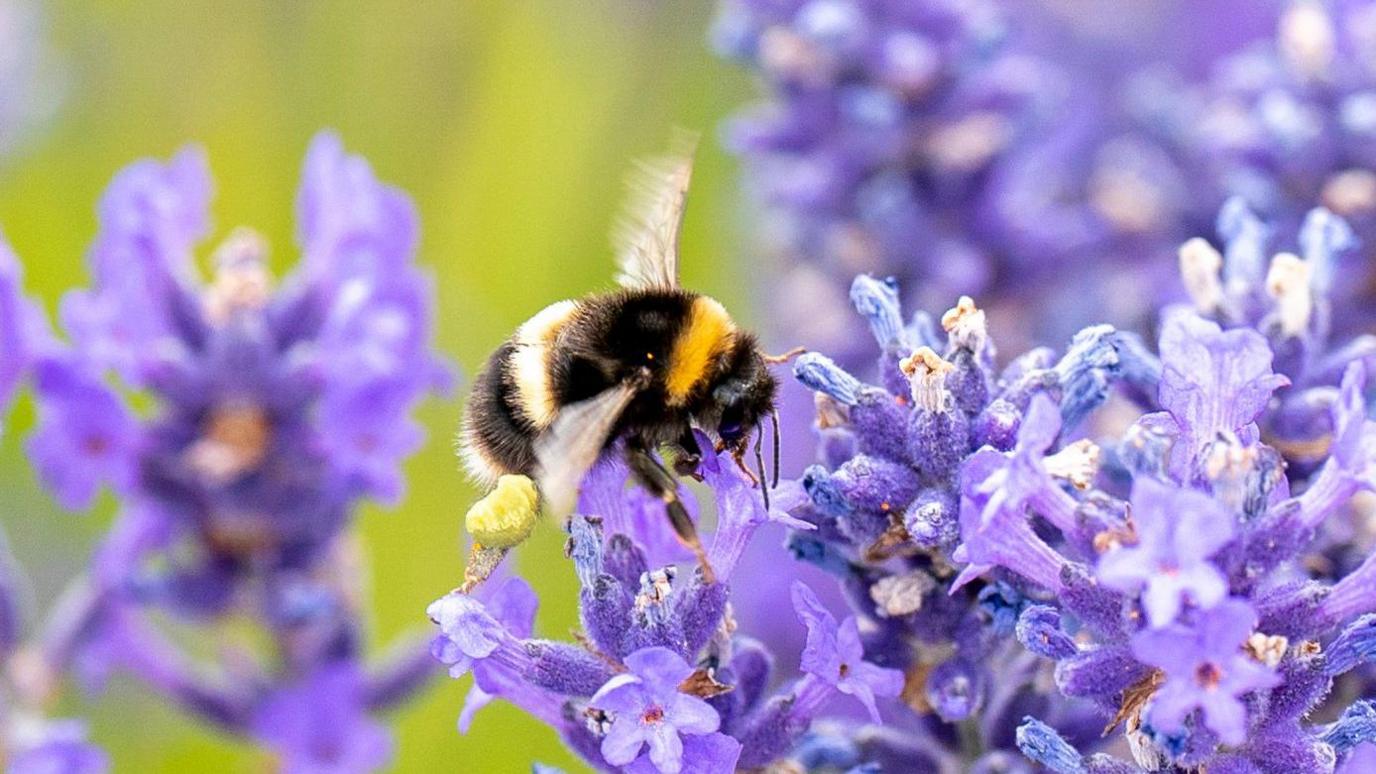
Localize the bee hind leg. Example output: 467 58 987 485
625 440 717 584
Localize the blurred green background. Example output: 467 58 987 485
0 1 756 770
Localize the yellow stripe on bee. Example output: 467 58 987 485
665 296 735 405
510 299 577 430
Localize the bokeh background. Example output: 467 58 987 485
0 2 761 770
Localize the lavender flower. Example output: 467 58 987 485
711 0 1067 352
0 133 451 772
768 198 1376 772
428 439 902 773
252 661 393 774
5 717 108 774
1096 477 1233 627
589 647 736 774
1131 600 1282 745
791 581 903 722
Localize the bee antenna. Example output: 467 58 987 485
770 408 781 489
763 346 806 365
753 430 770 511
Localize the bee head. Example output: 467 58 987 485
710 334 777 449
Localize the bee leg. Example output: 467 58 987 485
625 441 717 584
670 425 703 479
730 445 759 487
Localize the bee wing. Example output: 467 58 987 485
534 379 642 519
612 131 698 291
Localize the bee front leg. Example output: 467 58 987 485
670 425 703 479
625 440 717 584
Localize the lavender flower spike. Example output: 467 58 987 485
588 647 739 774
251 660 392 774
1131 599 1281 746
790 581 903 723
1097 476 1234 627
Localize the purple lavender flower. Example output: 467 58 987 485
1131 600 1281 746
5 717 108 774
452 576 538 732
9 133 448 618
25 355 140 510
0 133 451 772
0 231 46 422
1156 310 1289 477
952 394 1082 591
252 660 392 774
790 581 903 722
1097 477 1233 627
1341 742 1376 773
711 0 1072 354
589 647 737 774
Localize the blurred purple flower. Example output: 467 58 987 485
252 661 392 774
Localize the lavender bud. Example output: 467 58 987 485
1017 605 1078 660
1054 646 1150 701
903 486 959 550
852 388 912 462
831 455 921 515
1016 717 1087 774
1255 580 1330 639
579 576 632 659
907 405 969 484
1055 325 1123 429
1321 701 1376 754
674 577 728 658
1267 653 1331 723
972 398 1021 451
926 658 984 722
1323 614 1376 676
1058 564 1127 640
796 353 865 406
850 274 907 350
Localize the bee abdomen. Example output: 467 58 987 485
460 341 539 486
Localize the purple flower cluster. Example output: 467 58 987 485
710 0 1066 349
712 0 1376 355
1139 0 1376 305
0 133 449 771
432 199 1376 771
772 202 1376 771
428 440 903 773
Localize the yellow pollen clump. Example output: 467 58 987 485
464 475 540 550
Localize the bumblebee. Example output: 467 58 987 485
459 137 789 583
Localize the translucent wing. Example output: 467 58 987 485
612 131 698 291
534 379 642 520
